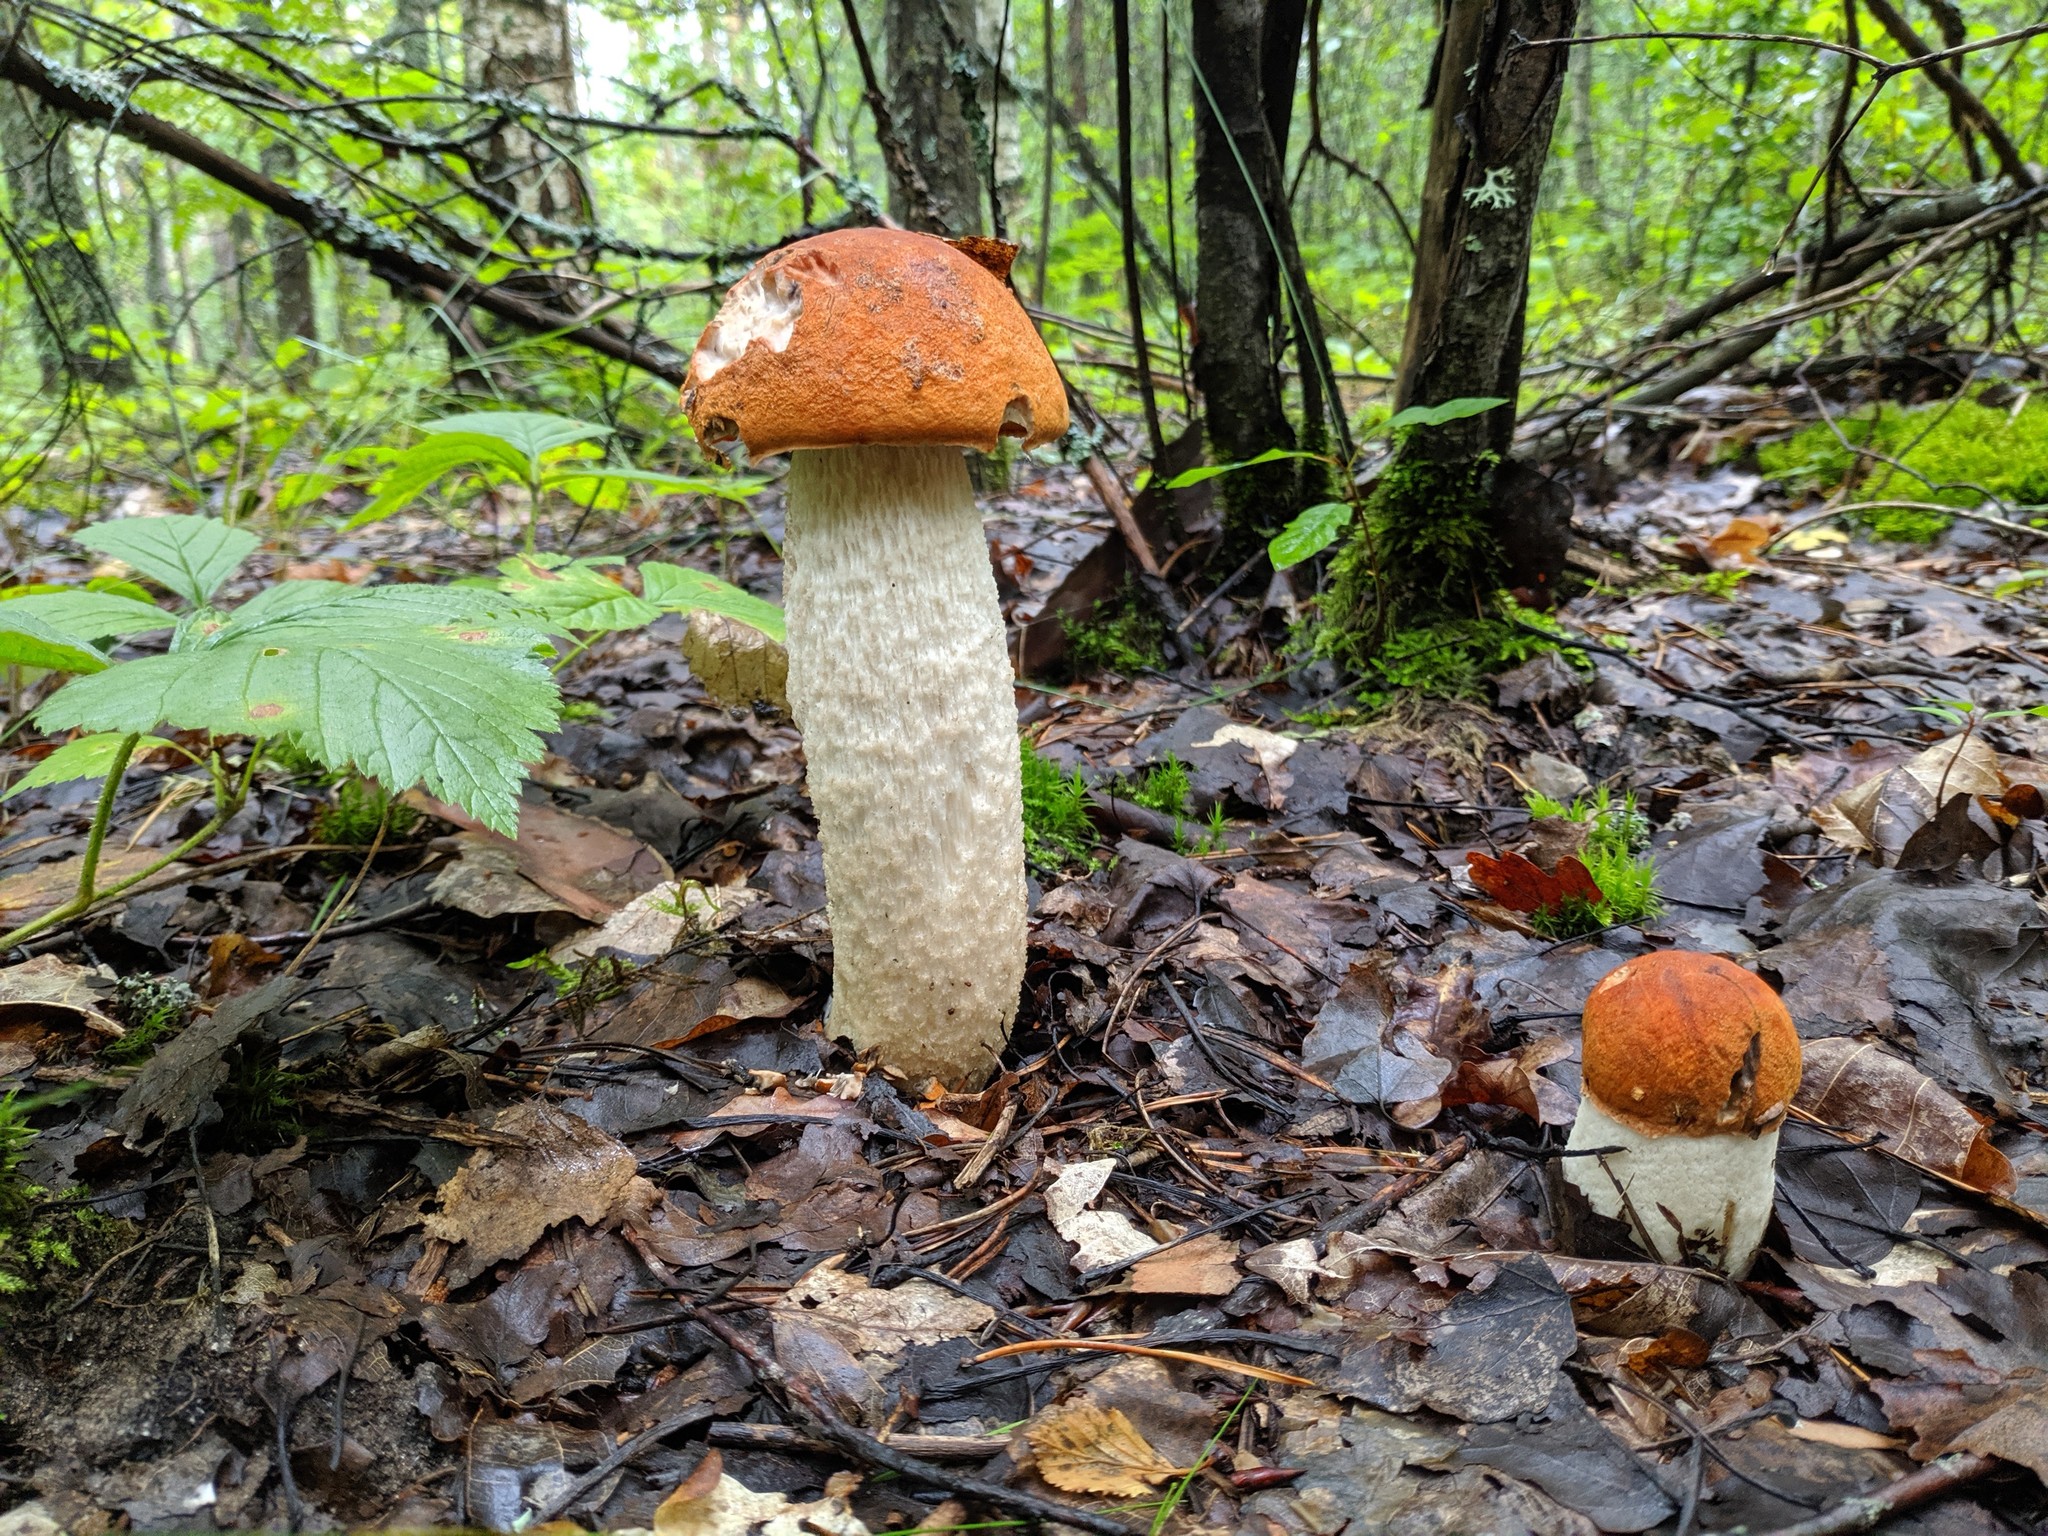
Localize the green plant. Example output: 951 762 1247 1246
217 1052 309 1145
492 551 784 672
1063 582 1164 676
1021 740 1098 871
1524 787 1661 937
349 410 767 551
1108 754 1227 854
1756 396 2048 541
104 976 197 1065
0 1087 96 1296
314 775 421 846
0 514 563 949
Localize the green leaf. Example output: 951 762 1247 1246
346 433 533 529
422 411 608 470
72 515 258 605
1161 447 1324 490
0 590 172 640
1385 396 1508 432
640 562 786 642
539 467 768 503
1268 502 1354 570
0 607 111 673
37 587 560 834
496 554 663 632
5 732 177 800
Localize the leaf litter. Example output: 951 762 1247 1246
1 451 2048 1536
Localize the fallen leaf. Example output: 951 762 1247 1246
1025 1403 1185 1497
1129 1231 1241 1296
1947 1391 2048 1482
0 847 188 926
683 610 789 712
1785 1419 1903 1451
1795 1037 2015 1195
1045 1159 1158 1271
0 954 125 1059
552 880 764 965
412 794 673 922
1465 850 1601 914
425 1102 651 1288
652 1462 870 1536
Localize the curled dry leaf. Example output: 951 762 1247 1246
1795 1037 2015 1196
1045 1158 1157 1271
684 610 789 712
1024 1402 1187 1497
1814 733 2007 864
651 1450 871 1536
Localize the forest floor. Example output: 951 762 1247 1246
3 433 2048 1536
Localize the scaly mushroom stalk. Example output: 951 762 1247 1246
1564 949 1802 1277
782 446 1025 1087
682 227 1068 1089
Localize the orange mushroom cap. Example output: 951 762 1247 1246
683 227 1069 461
1579 950 1801 1139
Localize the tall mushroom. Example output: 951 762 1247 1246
682 228 1067 1089
1563 950 1802 1276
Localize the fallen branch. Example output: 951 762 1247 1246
1750 1452 1997 1536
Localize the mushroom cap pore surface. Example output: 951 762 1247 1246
1579 949 1801 1138
683 228 1068 459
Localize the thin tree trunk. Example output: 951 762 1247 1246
1326 0 1578 649
884 0 987 234
1064 0 1087 125
1033 0 1054 301
261 142 318 379
1190 0 1295 561
459 0 592 232
0 78 133 388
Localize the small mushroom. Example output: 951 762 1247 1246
1563 950 1802 1276
682 228 1067 1089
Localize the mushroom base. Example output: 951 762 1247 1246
1563 1096 1780 1276
783 445 1026 1089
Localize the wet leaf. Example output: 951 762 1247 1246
1797 1038 2015 1195
1025 1402 1185 1497
1465 850 1602 914
683 610 789 711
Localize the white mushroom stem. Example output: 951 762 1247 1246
1563 1095 1781 1277
782 445 1026 1089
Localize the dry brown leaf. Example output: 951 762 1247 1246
684 611 789 712
1129 1231 1242 1297
1025 1403 1186 1497
1796 1037 2015 1196
1785 1418 1904 1451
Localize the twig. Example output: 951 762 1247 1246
683 1303 1145 1536
527 1405 719 1523
966 1339 1315 1387
1321 1134 1473 1235
1748 1452 1997 1536
1073 1190 1318 1288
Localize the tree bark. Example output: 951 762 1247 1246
459 0 591 232
260 142 318 379
1190 0 1298 560
0 77 132 388
884 0 988 234
1326 0 1577 649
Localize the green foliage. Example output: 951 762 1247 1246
1757 397 2048 540
496 553 785 643
314 775 420 846
1123 755 1192 818
23 516 560 834
1064 584 1164 676
0 1088 100 1296
1524 787 1661 938
1269 502 1354 570
1021 740 1098 872
218 1052 309 1145
104 976 197 1065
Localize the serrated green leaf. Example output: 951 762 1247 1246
1385 396 1507 431
0 590 172 640
0 607 112 673
496 553 662 632
640 562 785 642
421 410 608 468
1162 447 1323 489
539 467 769 503
37 588 560 834
346 433 534 529
1268 501 1354 570
73 515 258 605
5 732 177 800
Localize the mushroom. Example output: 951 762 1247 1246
1563 950 1802 1276
682 228 1067 1089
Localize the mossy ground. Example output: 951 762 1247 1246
1524 787 1662 937
1063 581 1165 676
1757 394 2048 541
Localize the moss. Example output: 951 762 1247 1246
103 975 196 1065
1524 787 1661 937
1318 439 1503 670
1021 740 1098 872
314 775 420 846
1757 396 2048 541
1064 582 1164 676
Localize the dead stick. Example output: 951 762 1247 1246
1322 1134 1473 1235
1082 456 1198 669
684 1303 1144 1536
1751 1452 1997 1536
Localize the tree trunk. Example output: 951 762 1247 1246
1190 0 1300 562
1064 0 1088 125
883 0 994 235
1324 0 1578 656
261 142 318 379
0 78 132 389
459 0 591 232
